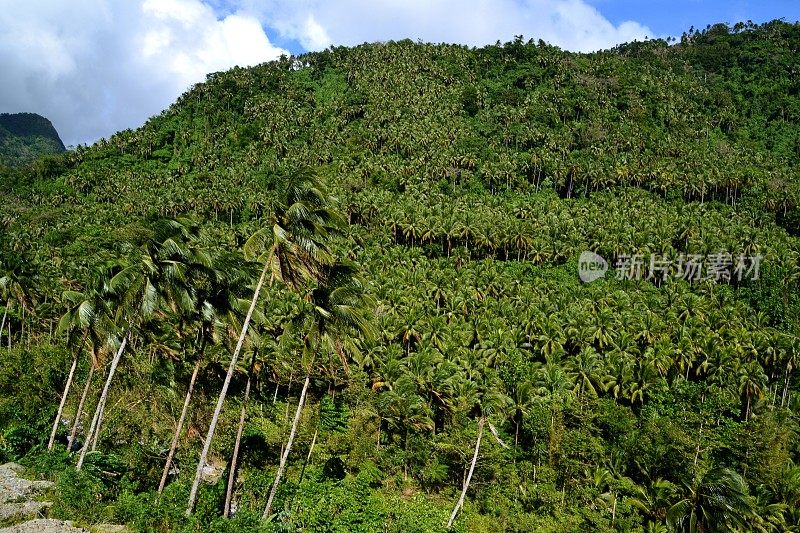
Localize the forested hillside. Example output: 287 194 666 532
0 112 65 167
1 20 799 532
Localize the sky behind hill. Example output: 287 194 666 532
1 0 798 147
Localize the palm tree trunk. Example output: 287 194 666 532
611 493 617 528
224 369 253 518
48 356 79 450
297 428 317 486
0 305 7 345
91 407 104 451
77 329 129 470
781 367 790 408
448 417 484 528
69 365 95 450
745 393 751 422
186 261 269 516
263 372 310 520
158 358 202 498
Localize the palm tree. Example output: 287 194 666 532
75 320 129 470
534 359 575 429
224 343 259 518
65 284 111 452
156 225 242 498
78 219 200 470
567 346 605 403
447 352 510 528
738 360 767 422
0 254 34 350
508 378 535 449
630 478 678 528
667 467 755 532
262 259 374 519
47 289 101 450
187 168 344 515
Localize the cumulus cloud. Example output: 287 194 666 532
0 0 287 146
240 0 653 52
0 0 653 146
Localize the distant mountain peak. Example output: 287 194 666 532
0 112 65 150
0 112 66 166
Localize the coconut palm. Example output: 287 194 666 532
156 231 245 498
262 259 374 519
47 288 104 450
187 168 344 515
0 253 34 349
666 467 756 532
447 352 511 528
224 342 259 518
78 219 202 470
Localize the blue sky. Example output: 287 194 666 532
220 0 800 56
583 0 800 39
1 0 799 146
200 0 800 57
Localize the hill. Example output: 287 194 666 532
0 20 799 532
0 113 66 167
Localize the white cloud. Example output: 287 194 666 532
0 0 653 146
238 0 653 52
301 15 332 51
0 0 287 146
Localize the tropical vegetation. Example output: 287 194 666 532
1 20 800 532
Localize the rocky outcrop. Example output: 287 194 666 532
0 463 126 533
0 519 84 532
0 463 54 525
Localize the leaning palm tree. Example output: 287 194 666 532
156 223 242 498
77 219 201 470
447 355 511 528
186 168 344 515
47 289 102 450
224 339 261 518
262 259 375 520
666 467 756 533
75 265 133 470
65 280 114 452
0 253 34 350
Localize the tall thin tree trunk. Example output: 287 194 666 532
782 367 791 408
186 262 269 515
0 305 7 346
745 394 751 422
224 367 254 518
693 420 703 467
91 407 104 451
224 350 257 517
48 356 79 450
157 358 202 498
77 329 129 470
69 365 95 450
448 417 484 528
263 372 310 520
611 494 617 528
298 428 317 486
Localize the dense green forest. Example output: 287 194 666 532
1 20 800 532
0 112 65 167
